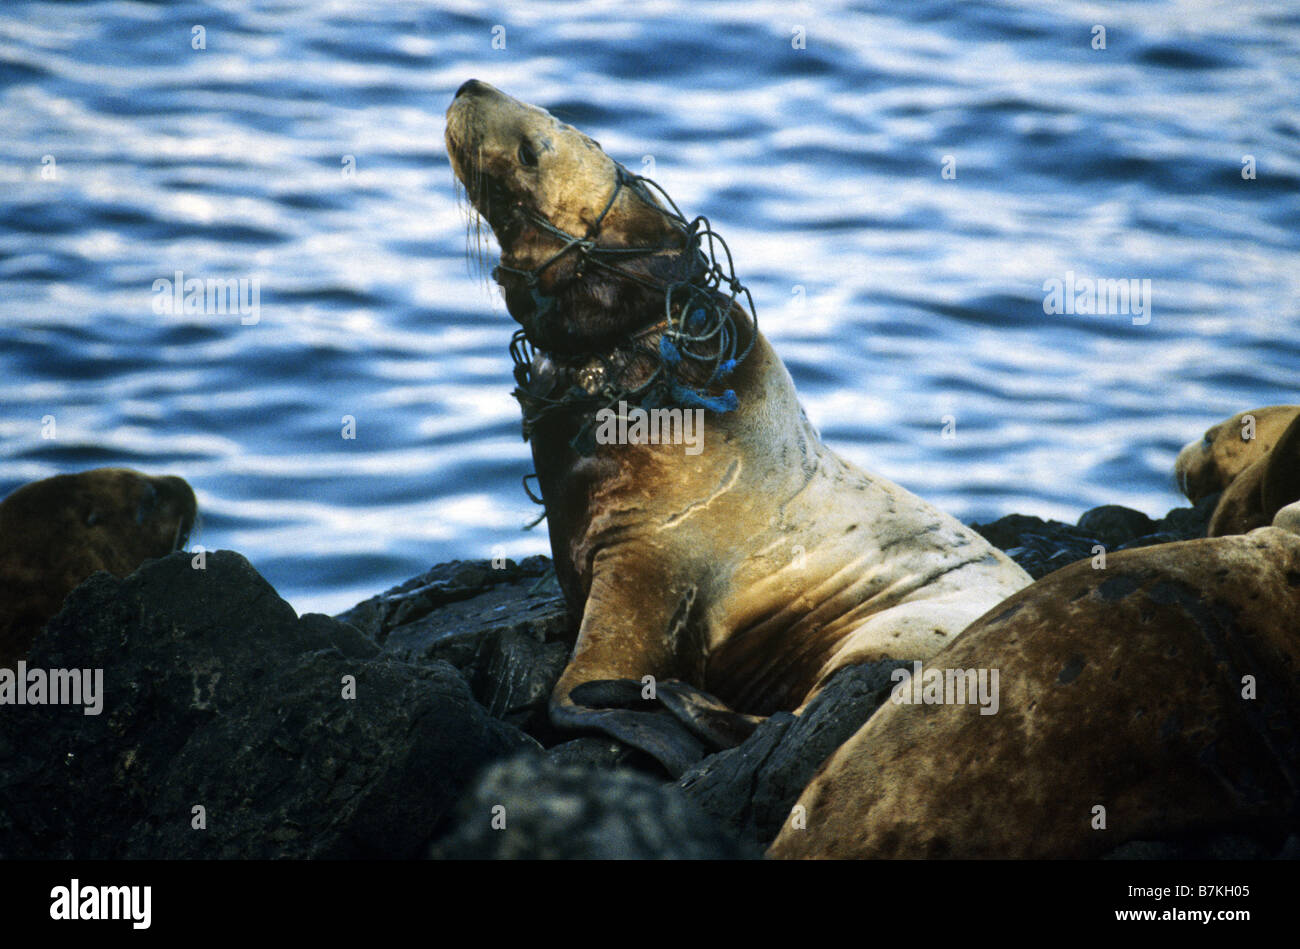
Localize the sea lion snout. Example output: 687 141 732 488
446 81 697 354
445 79 576 230
445 79 676 251
454 78 489 99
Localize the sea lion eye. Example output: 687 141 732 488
517 140 538 167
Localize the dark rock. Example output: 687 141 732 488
970 514 1102 578
974 495 1221 580
1001 535 1101 579
569 678 655 708
473 630 570 735
336 555 560 645
971 513 1091 552
0 550 535 859
429 753 755 859
1114 531 1182 552
1077 505 1156 546
1155 492 1220 540
1093 500 1216 552
349 558 576 744
676 659 912 847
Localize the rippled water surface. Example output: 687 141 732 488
2 0 1298 614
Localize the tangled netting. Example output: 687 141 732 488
502 164 759 451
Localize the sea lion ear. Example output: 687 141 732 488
1260 413 1300 521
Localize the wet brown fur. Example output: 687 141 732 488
771 528 1300 858
0 468 196 666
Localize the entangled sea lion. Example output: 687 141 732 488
1174 405 1300 536
0 468 197 667
445 79 1031 775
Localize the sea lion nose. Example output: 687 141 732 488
455 78 488 99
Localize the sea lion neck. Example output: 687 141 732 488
508 290 757 453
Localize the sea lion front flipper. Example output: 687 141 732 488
563 677 763 757
549 691 707 778
550 557 712 775
656 678 764 751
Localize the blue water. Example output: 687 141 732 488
1 1 1297 615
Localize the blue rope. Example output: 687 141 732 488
507 166 758 452
669 383 737 414
659 335 682 366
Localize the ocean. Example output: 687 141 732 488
1 0 1297 614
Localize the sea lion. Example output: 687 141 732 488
0 468 197 667
1173 406 1300 536
769 514 1300 859
445 79 1031 775
1204 411 1300 536
1174 404 1300 503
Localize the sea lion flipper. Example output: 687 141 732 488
548 556 714 774
556 677 762 762
568 678 654 709
656 678 764 751
549 696 707 778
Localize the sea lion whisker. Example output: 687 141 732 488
453 165 493 289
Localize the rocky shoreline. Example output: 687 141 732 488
3 491 1292 859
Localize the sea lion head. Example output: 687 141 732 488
1203 411 1300 536
445 79 702 356
1174 405 1300 503
0 468 197 664
0 467 197 572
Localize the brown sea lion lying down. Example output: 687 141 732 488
1174 405 1299 503
770 504 1300 859
445 80 1030 775
1173 405 1300 537
0 468 197 667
